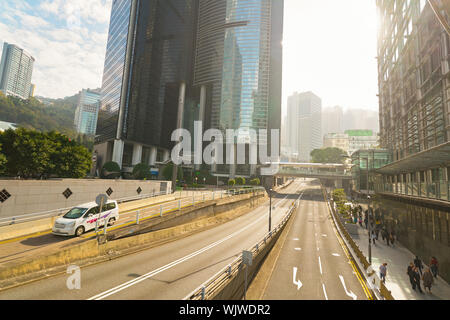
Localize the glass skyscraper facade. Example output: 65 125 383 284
74 89 101 136
194 0 284 176
96 0 133 143
0 43 35 100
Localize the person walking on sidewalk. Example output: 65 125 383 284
413 267 424 294
430 257 439 278
407 263 416 290
422 268 434 294
364 214 368 229
379 263 388 283
414 256 424 276
389 231 395 247
371 230 377 245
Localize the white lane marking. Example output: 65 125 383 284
88 207 274 300
293 238 300 241
294 248 302 251
318 256 323 275
293 267 303 290
332 253 341 257
322 284 329 300
322 234 327 237
339 275 358 300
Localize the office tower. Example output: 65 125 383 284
322 106 344 136
345 129 379 155
343 108 380 134
95 0 199 171
193 0 284 177
286 91 322 162
373 0 450 281
0 43 35 100
74 89 101 136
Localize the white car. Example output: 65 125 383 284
52 200 119 237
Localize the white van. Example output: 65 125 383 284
52 200 119 237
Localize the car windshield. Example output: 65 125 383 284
63 207 88 219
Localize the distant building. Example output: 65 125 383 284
346 130 379 155
286 91 322 162
322 106 344 136
343 109 379 134
323 133 350 155
0 121 18 132
74 89 101 136
0 43 35 100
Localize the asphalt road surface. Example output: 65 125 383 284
259 185 371 300
0 180 306 300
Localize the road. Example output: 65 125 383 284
257 184 372 300
0 181 305 300
0 190 239 266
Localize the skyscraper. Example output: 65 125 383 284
286 91 322 162
74 89 101 136
95 0 199 171
0 43 35 100
322 106 344 136
193 0 284 176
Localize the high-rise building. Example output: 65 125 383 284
193 0 284 177
0 43 35 100
343 108 379 134
286 91 322 162
95 0 199 172
346 129 379 155
371 0 450 281
74 89 101 136
322 106 344 136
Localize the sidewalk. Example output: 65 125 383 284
350 224 450 300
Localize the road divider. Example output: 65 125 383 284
0 191 267 289
184 194 302 300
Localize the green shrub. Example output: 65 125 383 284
236 177 246 185
101 161 121 179
132 163 151 180
228 179 236 187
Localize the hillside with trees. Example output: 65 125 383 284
0 91 96 151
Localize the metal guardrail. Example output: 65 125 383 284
100 188 265 236
184 194 301 300
0 188 265 228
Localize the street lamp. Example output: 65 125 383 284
269 188 273 233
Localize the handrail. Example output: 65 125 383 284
184 194 301 300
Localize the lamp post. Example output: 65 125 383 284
269 188 273 233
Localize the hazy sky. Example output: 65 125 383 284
0 0 380 112
282 0 380 116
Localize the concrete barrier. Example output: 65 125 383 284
0 192 267 286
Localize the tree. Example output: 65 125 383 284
0 128 92 179
311 148 348 164
133 163 151 180
101 161 121 179
162 163 183 182
236 177 246 186
228 179 236 187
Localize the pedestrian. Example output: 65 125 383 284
379 263 388 283
371 230 377 245
364 216 368 229
407 263 416 290
358 216 363 227
430 257 439 278
375 228 380 241
422 268 434 294
413 267 424 294
414 256 424 276
389 232 395 247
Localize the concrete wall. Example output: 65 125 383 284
0 179 171 219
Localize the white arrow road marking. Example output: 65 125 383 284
293 267 303 290
339 275 357 300
318 256 323 275
322 284 328 300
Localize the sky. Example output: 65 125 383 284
282 0 380 114
0 0 379 111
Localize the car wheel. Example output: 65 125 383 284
75 226 85 237
108 218 116 227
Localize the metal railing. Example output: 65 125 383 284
184 195 300 300
0 188 265 228
100 188 265 236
